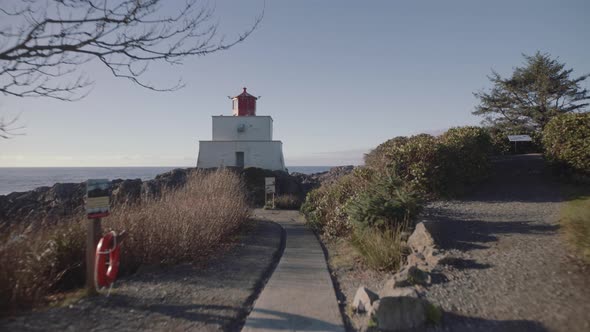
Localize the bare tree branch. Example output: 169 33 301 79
0 0 263 100
0 113 25 138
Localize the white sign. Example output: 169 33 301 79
265 177 275 194
507 135 532 142
86 179 110 219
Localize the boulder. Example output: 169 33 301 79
406 247 446 272
390 266 431 288
407 221 438 253
379 285 419 299
352 286 379 313
372 297 427 331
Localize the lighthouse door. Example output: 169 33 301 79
235 152 245 168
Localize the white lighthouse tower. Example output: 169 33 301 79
197 88 286 171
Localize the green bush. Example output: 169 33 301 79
346 173 421 230
364 127 492 197
364 134 442 195
486 126 543 155
543 113 590 176
438 126 492 196
301 171 369 238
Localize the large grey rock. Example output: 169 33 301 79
380 285 420 299
390 266 431 288
352 286 379 313
372 296 427 331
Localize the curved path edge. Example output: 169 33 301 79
242 209 345 332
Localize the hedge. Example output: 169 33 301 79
542 112 590 176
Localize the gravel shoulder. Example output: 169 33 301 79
421 154 590 332
324 154 590 332
0 218 284 332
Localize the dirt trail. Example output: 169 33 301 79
0 219 283 332
423 154 590 332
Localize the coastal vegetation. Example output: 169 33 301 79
302 126 493 271
0 169 249 315
542 112 590 179
543 112 590 263
473 52 590 133
560 191 590 264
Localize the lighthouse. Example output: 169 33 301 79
197 88 286 171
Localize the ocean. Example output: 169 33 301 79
0 166 334 195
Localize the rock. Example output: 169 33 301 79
407 248 446 272
407 221 438 253
372 296 427 331
390 266 431 287
380 285 419 299
352 286 379 313
406 221 446 272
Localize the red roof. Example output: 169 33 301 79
232 87 257 99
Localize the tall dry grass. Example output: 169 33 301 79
106 169 250 271
350 223 409 271
0 169 250 315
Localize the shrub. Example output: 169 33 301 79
364 134 442 195
438 126 492 196
346 173 421 230
0 169 250 314
486 126 543 155
363 127 492 197
543 112 590 176
274 194 302 210
301 170 371 238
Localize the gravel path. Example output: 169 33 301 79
422 154 590 332
0 219 283 332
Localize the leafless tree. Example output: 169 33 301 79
0 0 261 98
0 0 261 135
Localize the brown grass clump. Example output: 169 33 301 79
350 223 409 271
0 219 86 315
106 169 250 271
0 169 250 315
274 194 302 210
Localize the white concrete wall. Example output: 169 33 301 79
197 140 285 171
212 116 273 141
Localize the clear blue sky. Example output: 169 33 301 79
1 0 589 167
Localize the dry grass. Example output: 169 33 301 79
350 224 409 271
0 218 86 315
274 194 302 210
561 194 590 264
0 169 250 315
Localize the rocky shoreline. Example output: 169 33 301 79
0 166 354 230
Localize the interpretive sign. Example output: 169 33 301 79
507 135 532 142
86 179 110 219
265 177 276 194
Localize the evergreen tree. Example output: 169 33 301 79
473 52 589 131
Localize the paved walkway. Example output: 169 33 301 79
243 210 344 332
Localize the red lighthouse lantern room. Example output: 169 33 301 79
231 87 258 116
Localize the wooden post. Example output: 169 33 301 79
86 218 102 295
